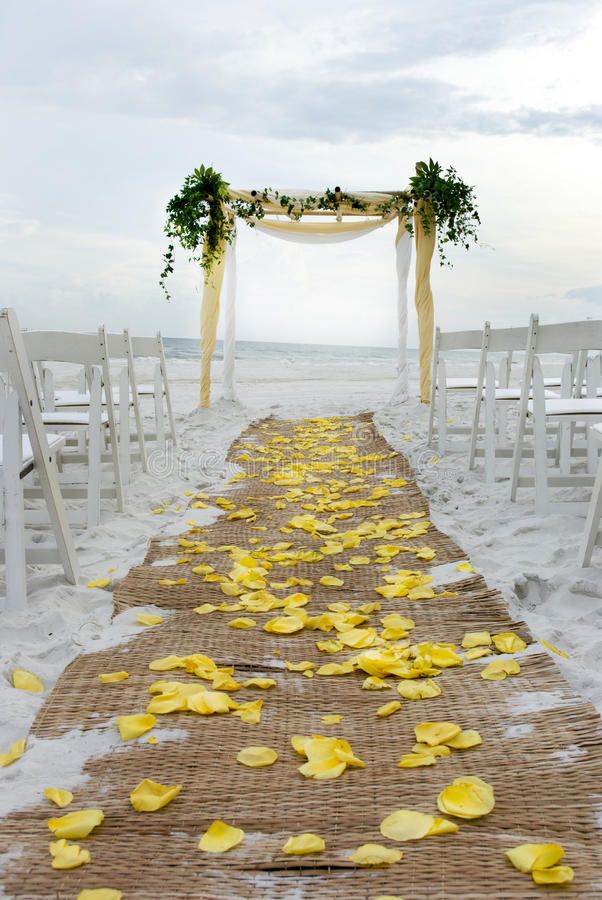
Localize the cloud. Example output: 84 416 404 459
564 284 602 303
0 0 600 143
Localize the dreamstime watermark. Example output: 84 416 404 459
146 434 461 487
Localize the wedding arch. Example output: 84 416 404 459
160 162 480 408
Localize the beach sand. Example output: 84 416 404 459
1 352 601 831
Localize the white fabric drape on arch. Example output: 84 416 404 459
219 215 411 404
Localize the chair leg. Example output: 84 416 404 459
437 378 447 455
484 379 496 484
533 413 550 514
3 392 27 609
119 367 131 486
578 451 602 566
154 364 166 451
87 424 102 529
427 390 436 446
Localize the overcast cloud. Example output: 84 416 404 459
1 0 601 346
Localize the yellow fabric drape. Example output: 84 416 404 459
250 217 393 238
199 235 227 408
414 203 436 403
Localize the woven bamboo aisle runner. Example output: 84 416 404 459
2 414 602 899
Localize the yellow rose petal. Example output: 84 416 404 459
243 678 276 689
532 866 574 884
12 669 44 693
231 699 263 724
540 638 568 659
350 843 402 866
98 671 129 684
380 809 435 841
0 738 26 767
376 701 402 718
115 714 156 741
455 561 475 573
481 658 521 681
48 809 104 839
236 746 278 767
397 679 441 701
87 578 112 589
50 839 91 870
464 647 493 660
444 729 482 750
414 722 461 747
198 819 245 852
492 631 527 654
461 631 492 649
285 660 315 672
136 612 163 626
427 817 459 835
129 779 182 812
282 833 325 855
320 714 342 724
319 576 344 587
397 753 436 769
44 788 73 808
505 842 565 873
228 618 257 629
193 603 219 614
437 776 494 819
77 891 123 900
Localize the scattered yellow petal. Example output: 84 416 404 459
48 809 104 839
136 612 163 626
437 776 494 819
350 843 403 866
243 678 276 689
455 562 475 573
77 891 123 900
380 810 435 841
492 632 527 654
427 817 459 836
87 578 111 589
50 839 91 869
376 701 402 718
397 753 436 768
532 866 574 884
505 843 565 873
228 618 257 629
444 729 482 750
12 669 44 693
397 679 441 701
158 578 187 587
319 576 344 587
194 603 219 614
98 671 130 684
284 660 315 672
115 714 156 741
282 833 325 855
236 746 278 767
540 639 568 659
147 736 158 744
321 714 342 725
464 647 493 660
130 779 182 812
414 722 461 747
0 738 26 767
198 820 245 852
231 699 263 724
44 788 73 808
461 631 492 649
481 658 521 681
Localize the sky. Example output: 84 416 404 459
1 0 601 348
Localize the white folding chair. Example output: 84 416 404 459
0 308 78 607
129 332 177 449
510 317 602 513
427 324 490 454
579 425 602 566
22 327 124 529
466 322 567 483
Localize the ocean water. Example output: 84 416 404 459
164 337 430 364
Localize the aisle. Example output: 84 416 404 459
2 415 601 899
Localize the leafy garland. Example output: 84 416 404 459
160 160 480 298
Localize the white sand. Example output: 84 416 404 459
1 353 601 823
